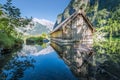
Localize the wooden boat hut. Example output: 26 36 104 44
50 9 95 43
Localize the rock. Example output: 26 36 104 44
43 39 49 43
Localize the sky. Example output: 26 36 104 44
0 0 70 22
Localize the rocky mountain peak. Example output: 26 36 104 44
32 18 54 31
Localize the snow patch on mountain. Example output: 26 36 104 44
32 18 54 31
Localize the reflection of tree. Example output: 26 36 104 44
0 54 35 80
41 43 47 48
92 38 120 80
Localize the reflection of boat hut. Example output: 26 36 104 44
50 9 95 42
50 42 94 79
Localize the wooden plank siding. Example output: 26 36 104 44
50 9 95 42
50 29 62 38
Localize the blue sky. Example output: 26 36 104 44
1 0 70 22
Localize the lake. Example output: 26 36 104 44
0 39 120 80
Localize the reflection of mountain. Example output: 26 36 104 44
16 18 54 35
20 44 44 55
0 44 54 80
19 44 54 56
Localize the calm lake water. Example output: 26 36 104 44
0 39 120 80
0 43 77 80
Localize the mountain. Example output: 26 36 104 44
53 0 120 29
16 18 54 35
32 18 54 31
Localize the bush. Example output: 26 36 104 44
26 36 44 45
0 33 14 48
0 32 22 49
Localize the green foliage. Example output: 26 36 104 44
94 38 120 55
0 32 15 48
26 36 44 45
0 0 31 49
41 33 48 39
0 0 32 37
93 38 120 79
3 0 21 18
103 19 120 37
26 33 48 45
41 43 47 48
86 0 120 37
28 36 44 42
86 2 120 77
26 33 48 43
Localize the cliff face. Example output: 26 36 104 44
53 0 120 29
53 0 89 29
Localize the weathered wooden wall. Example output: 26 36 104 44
51 30 62 38
50 14 93 42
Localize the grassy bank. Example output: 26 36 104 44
26 36 44 44
0 32 23 51
26 33 49 45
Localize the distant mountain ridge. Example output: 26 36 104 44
32 18 54 31
16 18 54 35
